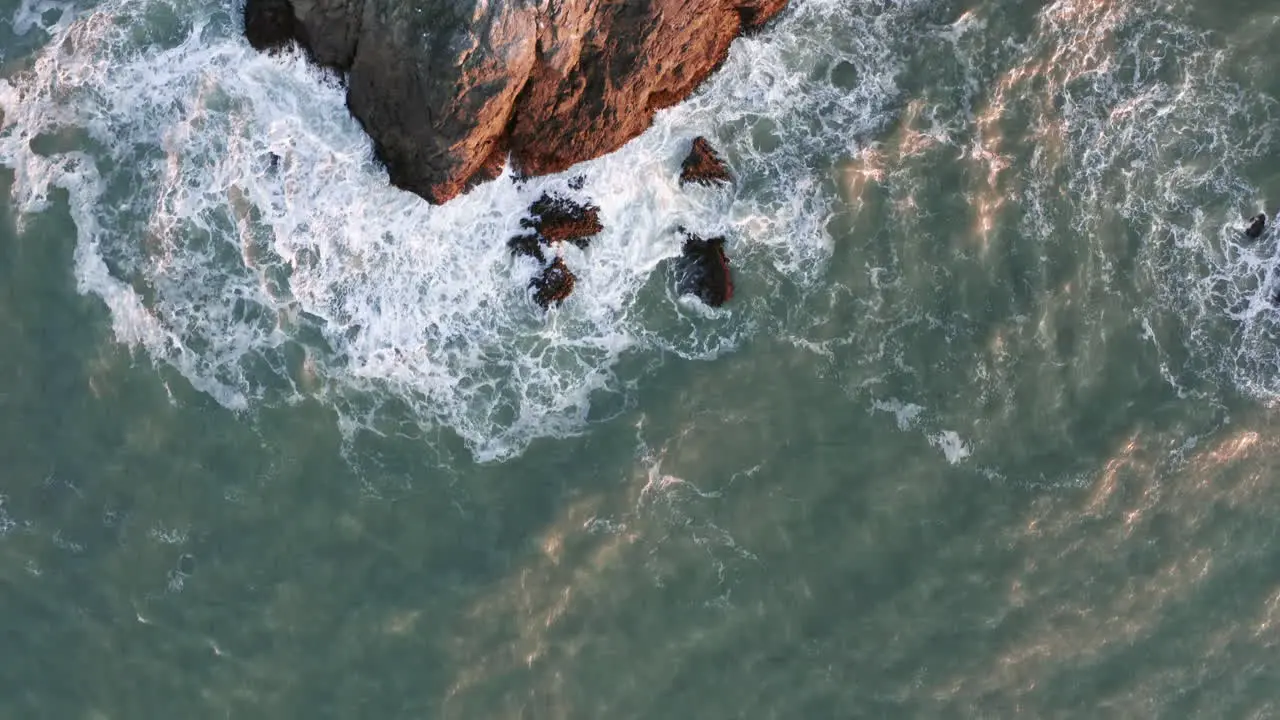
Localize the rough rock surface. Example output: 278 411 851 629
677 230 734 307
244 0 789 203
521 194 602 248
508 193 602 262
680 137 733 186
531 257 577 309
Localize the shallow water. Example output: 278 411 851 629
4 0 1280 716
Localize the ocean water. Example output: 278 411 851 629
4 0 1280 715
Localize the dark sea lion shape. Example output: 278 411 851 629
508 233 548 264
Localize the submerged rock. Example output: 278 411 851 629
676 230 734 307
679 137 733 186
243 0 789 204
1246 212 1267 239
530 258 577 309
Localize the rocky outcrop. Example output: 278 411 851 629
244 0 788 204
509 193 600 308
520 194 602 249
676 230 734 307
508 192 601 262
680 137 733 186
531 257 577 309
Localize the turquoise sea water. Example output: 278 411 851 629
5 0 1280 716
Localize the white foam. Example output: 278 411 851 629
930 430 971 464
0 495 19 536
775 0 1280 484
1003 0 1280 399
11 0 77 38
0 0 921 460
872 397 925 430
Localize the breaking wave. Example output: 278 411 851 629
0 0 932 461
2 0 1277 463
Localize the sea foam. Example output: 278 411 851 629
0 0 919 460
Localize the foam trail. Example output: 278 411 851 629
0 0 929 460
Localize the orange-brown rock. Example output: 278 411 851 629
530 258 577 309
508 193 602 262
522 194 602 248
679 137 733 186
244 0 789 204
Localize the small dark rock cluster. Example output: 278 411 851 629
521 194 603 249
515 137 739 311
510 193 601 308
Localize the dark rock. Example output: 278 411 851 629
680 137 733 186
242 0 790 204
568 175 586 191
676 230 734 307
521 193 602 249
507 233 547 264
508 193 603 261
243 0 302 54
1246 212 1267 239
530 258 577 309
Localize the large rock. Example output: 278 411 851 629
244 0 788 204
676 230 734 307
